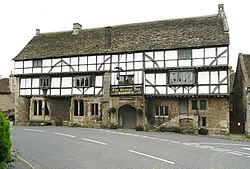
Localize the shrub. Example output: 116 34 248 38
136 108 143 116
0 112 12 168
109 107 116 114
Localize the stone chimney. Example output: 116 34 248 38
73 23 82 35
218 4 224 11
105 26 112 49
36 29 40 35
218 4 229 32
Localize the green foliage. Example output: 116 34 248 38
0 161 7 169
136 108 143 116
109 107 117 113
0 112 12 163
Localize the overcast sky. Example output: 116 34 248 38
0 0 249 78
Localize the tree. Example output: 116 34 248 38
0 112 12 168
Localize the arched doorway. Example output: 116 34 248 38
119 105 136 129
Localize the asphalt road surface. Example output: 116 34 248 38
10 126 250 169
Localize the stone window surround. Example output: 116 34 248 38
155 106 169 117
31 98 50 117
73 99 84 117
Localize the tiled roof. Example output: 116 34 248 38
14 9 229 61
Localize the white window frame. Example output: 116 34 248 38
155 106 169 117
169 71 195 85
73 76 94 87
178 49 192 59
33 60 42 68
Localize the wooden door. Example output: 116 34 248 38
179 98 188 115
119 105 136 129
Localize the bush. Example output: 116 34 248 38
136 108 143 116
0 112 12 168
109 107 116 113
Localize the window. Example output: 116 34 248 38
200 100 207 110
74 76 94 87
192 100 198 110
201 117 207 126
38 100 42 115
33 100 44 116
45 101 49 115
178 49 192 59
74 100 78 116
169 71 195 85
155 106 169 117
118 75 134 85
73 99 84 116
91 103 99 116
33 60 42 67
40 77 50 88
79 100 84 116
34 100 37 115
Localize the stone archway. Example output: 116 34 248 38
118 105 136 129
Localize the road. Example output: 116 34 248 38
10 126 250 169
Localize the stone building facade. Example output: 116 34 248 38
13 4 230 135
0 77 14 117
232 53 250 135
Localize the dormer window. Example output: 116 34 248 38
178 49 192 59
74 76 94 87
33 60 42 68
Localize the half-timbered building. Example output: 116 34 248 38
13 4 230 134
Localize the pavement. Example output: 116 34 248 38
7 155 33 169
8 121 33 169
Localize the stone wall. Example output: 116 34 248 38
70 95 103 126
49 98 71 123
246 92 250 135
146 97 229 135
110 96 146 126
146 98 179 125
189 97 229 135
0 94 14 116
0 77 14 116
233 59 246 122
102 73 111 124
13 76 31 124
15 97 30 124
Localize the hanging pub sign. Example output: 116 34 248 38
111 86 143 95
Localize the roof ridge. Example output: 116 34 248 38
36 14 218 35
110 14 218 28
